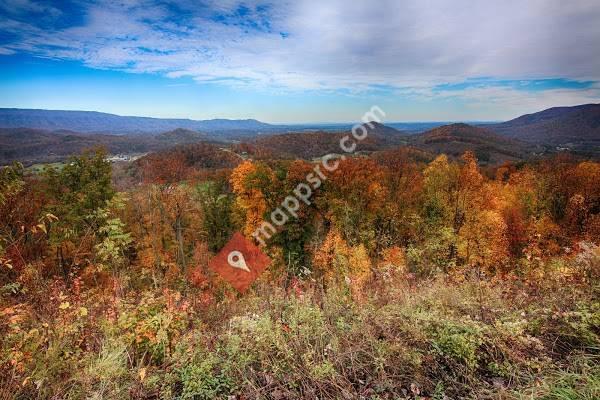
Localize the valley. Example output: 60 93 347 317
2 104 600 167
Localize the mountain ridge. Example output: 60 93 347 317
487 103 600 145
3 104 600 161
0 108 490 135
409 123 535 163
0 108 275 134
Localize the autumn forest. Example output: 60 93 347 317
1 138 599 398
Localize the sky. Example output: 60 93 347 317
1 0 600 123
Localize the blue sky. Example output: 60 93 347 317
1 0 600 123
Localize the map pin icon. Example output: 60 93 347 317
227 250 251 272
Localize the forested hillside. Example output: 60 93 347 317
1 147 598 399
489 104 600 145
410 123 534 163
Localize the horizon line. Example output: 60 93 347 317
3 105 585 125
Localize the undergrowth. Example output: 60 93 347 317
1 273 598 399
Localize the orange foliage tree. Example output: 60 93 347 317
230 161 274 238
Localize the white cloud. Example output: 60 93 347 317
2 0 600 98
440 86 600 120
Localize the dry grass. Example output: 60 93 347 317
2 268 598 399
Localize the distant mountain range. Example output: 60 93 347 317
1 104 600 165
0 108 275 134
0 108 473 136
1 105 599 143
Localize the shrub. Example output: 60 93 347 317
178 355 236 400
429 320 483 370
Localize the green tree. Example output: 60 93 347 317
41 148 114 274
196 180 235 252
43 148 114 233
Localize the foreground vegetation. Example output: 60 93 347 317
1 148 599 399
2 267 599 399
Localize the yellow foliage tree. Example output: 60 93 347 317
312 228 349 284
230 161 271 238
348 244 372 287
312 228 373 297
458 209 508 273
